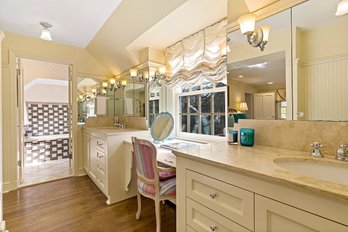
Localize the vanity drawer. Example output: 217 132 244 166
186 170 254 230
95 170 106 192
95 150 106 166
96 163 105 177
187 198 250 232
186 225 197 232
96 138 106 152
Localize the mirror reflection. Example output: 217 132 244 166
77 76 146 124
292 0 348 121
227 9 292 123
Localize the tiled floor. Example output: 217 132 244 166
22 158 72 186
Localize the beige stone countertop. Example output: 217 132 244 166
173 142 348 202
83 126 149 136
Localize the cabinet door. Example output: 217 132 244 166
255 195 348 232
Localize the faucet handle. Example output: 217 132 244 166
336 144 347 161
310 142 323 149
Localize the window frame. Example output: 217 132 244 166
175 82 228 140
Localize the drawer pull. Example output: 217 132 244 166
97 141 104 147
97 153 104 158
209 225 217 231
209 193 217 199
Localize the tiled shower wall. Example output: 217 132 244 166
25 102 70 164
25 103 69 137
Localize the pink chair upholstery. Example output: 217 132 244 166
132 137 176 232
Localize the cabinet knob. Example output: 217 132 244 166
209 193 217 199
209 225 217 231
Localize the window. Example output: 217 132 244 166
178 82 227 137
280 101 287 120
149 91 160 127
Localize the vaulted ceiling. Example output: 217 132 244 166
0 0 280 77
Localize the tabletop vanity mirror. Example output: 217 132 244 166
150 112 174 143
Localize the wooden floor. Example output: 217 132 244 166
4 176 176 232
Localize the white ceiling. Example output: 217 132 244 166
228 51 286 86
127 0 227 51
0 0 122 48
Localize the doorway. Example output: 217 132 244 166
16 58 73 186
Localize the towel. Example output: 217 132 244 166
124 98 133 115
96 96 107 115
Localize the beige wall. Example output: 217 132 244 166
228 79 257 110
2 32 111 192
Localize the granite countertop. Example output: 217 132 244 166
173 142 348 202
83 126 148 136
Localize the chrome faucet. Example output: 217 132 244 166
310 142 324 158
336 144 347 161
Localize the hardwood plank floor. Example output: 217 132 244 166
4 176 176 232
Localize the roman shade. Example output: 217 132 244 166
164 19 227 88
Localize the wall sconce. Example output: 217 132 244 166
98 78 127 95
129 66 168 85
239 102 248 112
238 14 271 51
336 0 348 16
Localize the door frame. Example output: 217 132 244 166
16 57 74 185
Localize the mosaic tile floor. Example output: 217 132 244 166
22 158 72 186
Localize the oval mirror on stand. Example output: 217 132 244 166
150 112 174 143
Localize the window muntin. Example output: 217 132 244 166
178 82 227 137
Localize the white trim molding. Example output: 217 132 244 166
0 31 4 42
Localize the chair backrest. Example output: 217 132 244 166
132 137 158 181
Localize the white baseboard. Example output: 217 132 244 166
0 220 7 232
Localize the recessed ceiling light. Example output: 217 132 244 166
238 75 244 78
248 62 268 69
267 81 274 85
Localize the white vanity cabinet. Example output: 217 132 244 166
176 156 348 232
83 128 149 205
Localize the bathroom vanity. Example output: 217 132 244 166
174 143 348 232
83 127 149 205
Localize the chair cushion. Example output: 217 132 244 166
159 171 176 180
137 177 176 198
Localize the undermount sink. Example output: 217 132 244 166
274 158 348 186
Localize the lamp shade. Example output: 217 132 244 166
40 28 52 41
109 78 116 85
159 66 166 75
239 102 248 111
260 25 271 42
129 68 137 78
336 0 348 16
238 14 256 34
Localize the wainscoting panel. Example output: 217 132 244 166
298 54 348 121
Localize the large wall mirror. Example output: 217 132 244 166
227 9 292 121
292 0 348 121
227 0 348 122
77 76 146 124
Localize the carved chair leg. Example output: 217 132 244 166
136 191 141 220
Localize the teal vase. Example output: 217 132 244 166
240 128 255 147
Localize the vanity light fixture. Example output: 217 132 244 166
237 14 271 51
238 75 244 78
267 81 274 85
97 78 127 95
129 66 168 85
336 0 348 16
40 22 53 41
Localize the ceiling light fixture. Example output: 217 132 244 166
336 0 348 16
238 14 271 51
40 22 53 41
